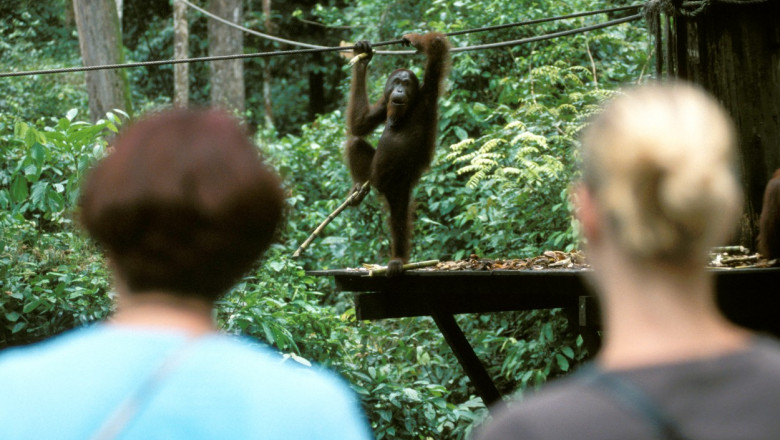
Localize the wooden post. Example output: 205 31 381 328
672 1 780 249
173 0 189 108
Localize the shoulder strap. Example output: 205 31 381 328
578 365 690 440
90 338 199 440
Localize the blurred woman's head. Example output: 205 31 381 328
578 82 741 268
79 108 285 302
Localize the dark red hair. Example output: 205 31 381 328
79 108 284 301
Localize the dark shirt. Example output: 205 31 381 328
474 336 780 440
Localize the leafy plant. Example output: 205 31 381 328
0 6 87 121
0 110 120 347
443 64 617 255
1 1 651 438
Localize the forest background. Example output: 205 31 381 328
0 0 650 438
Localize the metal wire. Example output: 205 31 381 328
179 0 642 56
0 11 643 78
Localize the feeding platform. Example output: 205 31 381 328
310 254 780 407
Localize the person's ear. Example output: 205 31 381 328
573 183 601 245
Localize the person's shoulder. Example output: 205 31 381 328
196 334 372 439
0 326 101 371
474 372 623 440
198 334 355 398
509 373 612 418
714 335 780 383
751 334 780 363
735 335 780 384
0 325 118 413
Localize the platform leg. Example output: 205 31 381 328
577 297 602 357
432 312 502 407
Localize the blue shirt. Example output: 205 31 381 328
0 325 373 439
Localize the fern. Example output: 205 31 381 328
466 170 488 188
443 62 616 254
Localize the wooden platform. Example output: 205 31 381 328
310 267 780 406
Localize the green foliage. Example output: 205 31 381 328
124 10 177 111
0 6 87 120
443 64 618 255
1 110 124 226
260 110 388 270
346 329 487 440
0 216 111 347
1 1 651 438
241 2 351 134
215 245 491 438
0 110 118 347
486 310 586 392
218 248 347 359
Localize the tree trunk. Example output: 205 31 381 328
672 1 780 250
309 53 325 120
65 0 75 27
262 0 274 128
115 0 122 29
173 0 189 108
208 0 244 113
73 0 133 122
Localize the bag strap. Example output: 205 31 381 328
90 338 199 440
578 365 690 440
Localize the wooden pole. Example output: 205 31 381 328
292 182 370 258
367 260 440 276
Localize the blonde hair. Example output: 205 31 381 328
580 82 741 264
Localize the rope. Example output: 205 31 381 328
182 0 642 56
445 4 642 37
0 13 643 78
677 0 712 16
179 0 328 49
451 13 642 53
179 0 403 55
0 48 345 78
380 4 644 55
667 0 769 17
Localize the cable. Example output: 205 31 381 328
181 0 642 55
179 0 405 55
0 48 345 78
445 4 641 37
452 13 642 53
179 0 328 49
0 13 643 78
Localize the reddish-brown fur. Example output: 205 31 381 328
758 168 780 260
345 33 451 275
